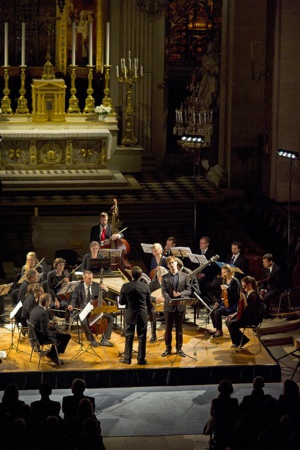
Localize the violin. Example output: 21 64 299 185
88 269 108 336
221 276 229 308
236 292 247 320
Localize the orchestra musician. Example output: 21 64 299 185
161 256 192 357
196 236 218 301
17 269 39 304
210 264 240 338
20 251 47 279
260 253 282 318
21 283 44 328
119 266 152 365
150 243 167 279
225 276 261 348
225 241 249 280
164 236 176 256
68 270 114 348
47 258 69 311
149 266 168 343
82 241 104 273
29 293 71 365
90 211 124 245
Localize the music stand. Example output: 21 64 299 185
188 254 207 265
58 281 81 341
166 298 198 364
72 303 103 361
90 258 111 275
0 282 13 323
170 247 192 258
6 301 28 354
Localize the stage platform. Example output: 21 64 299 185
0 315 281 390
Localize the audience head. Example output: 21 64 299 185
77 397 94 421
39 382 53 397
2 383 20 403
131 265 143 280
217 379 234 395
282 379 299 398
71 378 86 395
253 376 265 390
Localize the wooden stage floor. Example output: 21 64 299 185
0 316 281 390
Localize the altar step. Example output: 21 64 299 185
0 169 142 192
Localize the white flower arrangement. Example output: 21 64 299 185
95 105 111 115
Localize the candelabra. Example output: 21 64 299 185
102 65 113 110
1 67 12 114
16 66 29 114
67 65 80 114
84 65 95 114
117 52 143 146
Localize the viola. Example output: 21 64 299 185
221 277 229 308
88 269 108 337
236 292 247 320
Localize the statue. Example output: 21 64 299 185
199 41 219 110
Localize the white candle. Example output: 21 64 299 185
105 22 110 66
140 64 143 77
116 65 119 77
128 50 131 70
21 23 26 66
4 22 8 66
88 22 93 65
72 21 76 65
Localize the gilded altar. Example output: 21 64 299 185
31 79 66 122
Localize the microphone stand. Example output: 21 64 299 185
194 292 214 329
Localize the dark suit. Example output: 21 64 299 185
90 223 124 243
119 279 152 362
195 248 218 300
31 398 61 422
71 281 113 341
225 253 249 280
261 263 282 312
29 304 71 359
62 394 95 424
161 271 191 351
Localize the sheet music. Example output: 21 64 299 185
58 280 81 295
141 243 153 254
188 253 208 265
116 295 126 309
79 302 94 322
10 300 22 319
170 247 192 257
89 312 103 326
100 248 122 258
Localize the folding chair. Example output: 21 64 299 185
238 303 266 353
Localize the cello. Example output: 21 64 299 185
88 269 108 337
102 198 131 270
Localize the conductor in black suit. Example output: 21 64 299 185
161 255 191 357
29 293 71 365
225 241 249 280
119 266 152 365
90 211 124 244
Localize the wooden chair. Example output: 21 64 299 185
27 320 61 368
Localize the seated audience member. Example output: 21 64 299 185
239 376 272 416
62 378 95 425
277 379 300 428
76 416 106 450
149 266 168 342
225 241 249 280
205 379 239 450
82 241 104 273
69 398 101 439
30 382 61 423
210 264 240 337
260 253 283 317
225 275 261 348
0 383 25 421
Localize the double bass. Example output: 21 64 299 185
102 198 131 270
88 269 108 336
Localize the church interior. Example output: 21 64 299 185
0 1 300 448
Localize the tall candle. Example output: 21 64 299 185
4 22 8 66
116 65 119 77
128 50 131 70
105 22 110 66
72 21 76 65
88 22 93 66
21 22 26 66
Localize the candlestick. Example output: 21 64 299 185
4 22 8 66
72 21 76 66
21 23 26 66
106 22 110 66
88 22 93 66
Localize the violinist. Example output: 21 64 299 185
225 276 261 348
210 265 240 338
149 243 167 279
29 293 71 365
17 269 39 304
47 258 69 315
90 212 124 245
21 283 44 327
82 241 104 273
20 251 47 280
68 270 114 348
